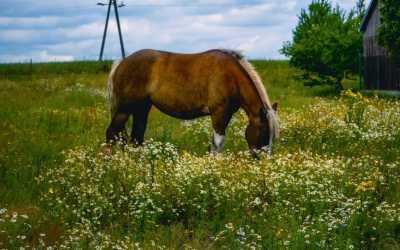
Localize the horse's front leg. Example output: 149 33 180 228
210 130 225 153
209 104 237 154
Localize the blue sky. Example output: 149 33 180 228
0 0 364 62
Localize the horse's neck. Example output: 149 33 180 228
239 83 264 124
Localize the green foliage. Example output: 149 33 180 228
281 0 364 89
378 0 400 64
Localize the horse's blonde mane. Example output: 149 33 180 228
218 49 279 138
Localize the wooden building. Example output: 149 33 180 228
360 0 400 90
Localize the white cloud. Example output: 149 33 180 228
0 29 41 43
234 36 261 52
0 50 74 63
35 51 74 62
0 0 360 62
0 16 62 27
62 22 104 40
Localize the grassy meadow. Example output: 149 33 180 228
0 60 400 249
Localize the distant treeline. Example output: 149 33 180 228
0 60 113 77
0 59 287 78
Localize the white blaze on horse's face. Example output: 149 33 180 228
210 130 225 153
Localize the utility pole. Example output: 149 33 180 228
97 0 126 61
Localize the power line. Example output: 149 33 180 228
98 0 126 61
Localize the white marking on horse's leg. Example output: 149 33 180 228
210 130 225 153
268 137 273 155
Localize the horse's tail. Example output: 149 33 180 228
108 59 122 117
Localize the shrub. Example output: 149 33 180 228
378 0 400 65
281 0 364 89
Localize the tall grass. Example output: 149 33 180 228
0 60 399 249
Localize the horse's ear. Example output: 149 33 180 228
272 102 278 112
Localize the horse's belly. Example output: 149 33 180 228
150 82 210 119
151 97 210 120
162 109 209 119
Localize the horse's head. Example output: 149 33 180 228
246 103 279 156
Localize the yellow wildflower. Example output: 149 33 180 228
276 228 285 238
355 180 375 193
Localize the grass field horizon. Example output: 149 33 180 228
1 60 399 249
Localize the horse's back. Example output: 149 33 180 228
111 49 243 118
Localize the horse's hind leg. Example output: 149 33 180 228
131 101 152 145
106 112 130 143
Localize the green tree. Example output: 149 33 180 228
281 0 364 89
378 0 400 64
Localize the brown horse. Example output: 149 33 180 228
106 49 279 154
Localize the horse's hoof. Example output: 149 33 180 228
250 149 260 159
